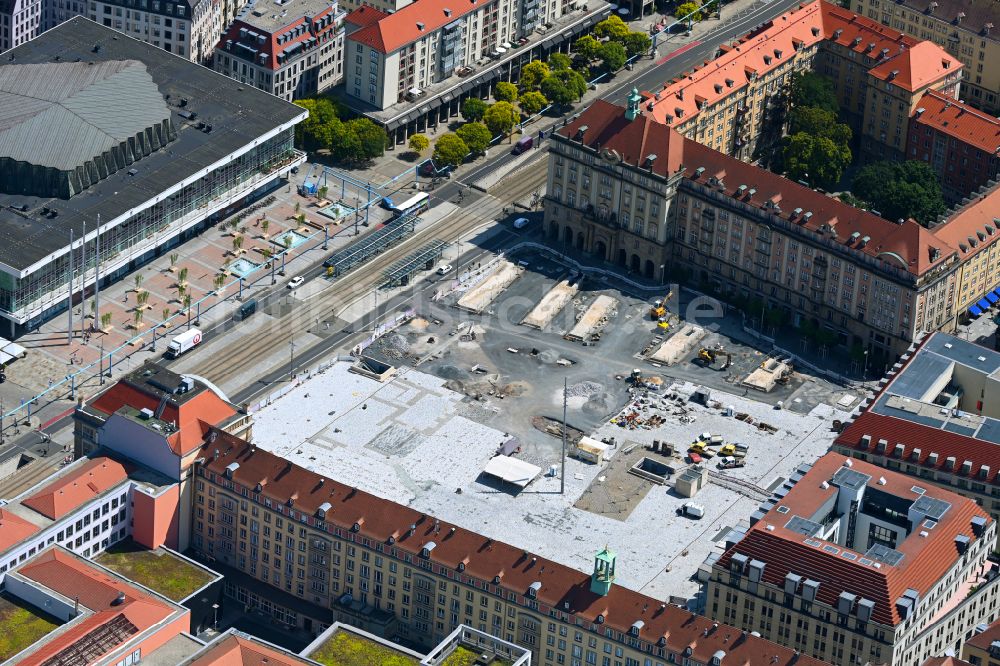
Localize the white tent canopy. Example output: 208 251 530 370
482 455 541 488
2 342 26 359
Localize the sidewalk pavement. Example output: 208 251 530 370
0 179 394 430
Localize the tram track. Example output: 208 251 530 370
177 164 547 385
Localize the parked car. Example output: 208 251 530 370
436 263 453 275
287 276 305 289
514 217 530 229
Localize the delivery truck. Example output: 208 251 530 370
166 328 202 359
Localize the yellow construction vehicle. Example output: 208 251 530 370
696 347 732 370
648 291 674 320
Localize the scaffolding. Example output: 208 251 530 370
381 239 448 288
323 217 416 277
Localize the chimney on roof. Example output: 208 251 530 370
888 69 899 80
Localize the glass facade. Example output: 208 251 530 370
0 130 298 328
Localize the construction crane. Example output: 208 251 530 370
696 347 732 370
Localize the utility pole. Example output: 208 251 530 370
93 215 101 330
67 229 74 346
561 377 567 494
288 341 296 381
81 219 87 339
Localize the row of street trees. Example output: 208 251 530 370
293 98 388 164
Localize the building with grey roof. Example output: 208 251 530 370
3 0 224 63
214 0 345 102
0 17 306 336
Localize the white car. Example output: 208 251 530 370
513 217 530 229
435 264 453 275
287 276 305 289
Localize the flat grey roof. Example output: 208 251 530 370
0 17 304 274
0 60 169 171
234 0 338 32
889 351 953 401
832 466 870 491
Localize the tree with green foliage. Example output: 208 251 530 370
484 101 519 138
574 35 601 61
782 133 851 189
675 1 701 20
622 31 652 58
851 161 946 226
593 15 629 40
494 81 519 103
540 69 588 107
343 118 387 161
433 133 469 167
519 91 548 116
547 52 572 72
789 72 838 114
788 106 851 145
408 133 429 153
292 98 340 150
461 97 488 123
520 61 550 90
599 41 627 72
456 122 492 155
329 122 361 161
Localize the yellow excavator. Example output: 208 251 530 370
697 347 732 370
649 291 674 320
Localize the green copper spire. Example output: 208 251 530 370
591 545 616 596
625 88 642 121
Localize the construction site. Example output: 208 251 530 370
241 246 863 607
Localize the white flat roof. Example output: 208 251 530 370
482 455 540 488
250 362 849 601
2 342 26 358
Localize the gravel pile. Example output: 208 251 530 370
566 381 603 398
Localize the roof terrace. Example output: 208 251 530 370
0 593 61 662
95 539 220 602
304 624 422 666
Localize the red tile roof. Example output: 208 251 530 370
0 508 40 555
929 182 1000 265
923 658 974 666
559 99 952 277
91 378 237 456
347 0 489 54
644 0 960 127
14 548 182 666
344 5 389 28
833 333 1000 477
187 633 313 665
198 430 827 666
218 5 341 71
913 90 1000 156
867 40 961 92
558 99 686 179
717 453 991 626
20 457 131 521
964 618 1000 652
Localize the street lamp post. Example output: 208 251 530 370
863 349 870 379
288 341 296 381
